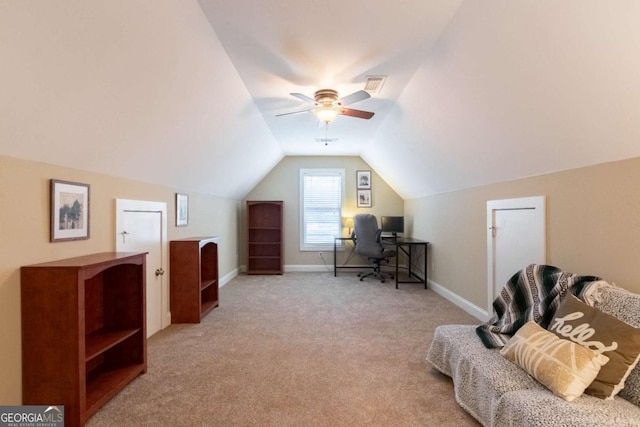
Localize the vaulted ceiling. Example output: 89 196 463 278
2 1 640 200
197 0 463 158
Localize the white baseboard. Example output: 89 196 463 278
220 268 239 287
428 278 489 322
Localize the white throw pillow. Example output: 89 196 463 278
501 321 609 401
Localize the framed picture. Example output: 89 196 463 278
50 179 90 242
357 189 372 208
176 193 188 226
356 170 371 189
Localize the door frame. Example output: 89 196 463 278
486 196 546 315
115 198 170 329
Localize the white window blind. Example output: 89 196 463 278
300 169 344 250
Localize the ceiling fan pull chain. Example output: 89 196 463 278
324 123 329 146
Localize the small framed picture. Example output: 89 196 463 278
50 179 90 242
357 189 372 208
176 193 188 226
356 170 371 189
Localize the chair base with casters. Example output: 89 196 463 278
357 254 395 283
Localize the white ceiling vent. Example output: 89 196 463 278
364 76 387 94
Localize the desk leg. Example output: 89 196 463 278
334 239 337 277
395 246 399 290
424 244 428 289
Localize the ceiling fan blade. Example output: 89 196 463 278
336 90 370 106
339 108 374 119
275 108 313 117
290 92 316 104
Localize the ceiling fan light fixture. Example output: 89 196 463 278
314 107 339 124
277 88 373 123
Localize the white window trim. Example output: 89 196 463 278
299 168 345 251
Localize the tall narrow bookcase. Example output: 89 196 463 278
247 200 283 274
21 252 147 427
169 236 219 323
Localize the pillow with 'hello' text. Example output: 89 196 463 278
548 294 640 399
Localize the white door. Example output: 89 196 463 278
116 199 168 337
487 196 546 315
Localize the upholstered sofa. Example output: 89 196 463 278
427 278 640 426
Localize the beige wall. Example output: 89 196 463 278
0 155 239 404
241 156 404 268
9 152 639 402
406 156 640 310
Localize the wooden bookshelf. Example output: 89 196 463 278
170 237 219 323
247 201 283 274
21 252 147 427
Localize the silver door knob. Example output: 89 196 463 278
155 268 165 276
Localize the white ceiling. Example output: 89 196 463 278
2 1 640 200
197 0 463 156
198 0 640 198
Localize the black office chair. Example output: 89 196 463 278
353 214 397 283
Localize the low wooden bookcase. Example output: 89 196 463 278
170 236 219 323
21 252 147 427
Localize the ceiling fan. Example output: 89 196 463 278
276 89 375 124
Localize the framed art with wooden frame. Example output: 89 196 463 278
357 189 372 208
176 193 188 226
50 179 90 242
356 170 371 189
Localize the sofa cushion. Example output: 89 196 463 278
493 389 640 427
549 294 640 399
594 286 640 406
427 325 547 425
428 323 640 426
500 321 609 401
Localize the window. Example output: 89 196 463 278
300 169 344 250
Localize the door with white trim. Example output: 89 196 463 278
116 199 168 337
487 196 546 315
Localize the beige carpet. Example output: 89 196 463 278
88 272 480 426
